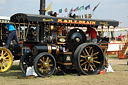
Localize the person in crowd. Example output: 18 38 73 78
57 26 63 36
4 24 19 48
85 26 97 43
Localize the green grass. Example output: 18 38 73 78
0 58 128 85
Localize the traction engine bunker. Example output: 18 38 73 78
11 13 119 77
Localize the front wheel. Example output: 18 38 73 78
0 47 13 72
74 43 104 75
20 52 34 73
34 52 56 77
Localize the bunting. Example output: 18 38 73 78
76 6 79 11
69 8 73 13
79 5 84 11
73 8 77 12
59 9 62 13
65 8 68 12
85 5 90 10
74 6 79 12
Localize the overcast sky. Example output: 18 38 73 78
0 0 128 27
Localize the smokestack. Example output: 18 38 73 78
39 0 45 15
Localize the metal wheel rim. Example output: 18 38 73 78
34 52 56 77
74 43 104 75
0 47 13 72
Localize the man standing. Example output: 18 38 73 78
4 24 19 48
85 26 97 43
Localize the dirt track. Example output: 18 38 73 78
0 58 128 85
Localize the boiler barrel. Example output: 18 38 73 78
31 44 62 56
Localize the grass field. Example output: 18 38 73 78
0 55 128 85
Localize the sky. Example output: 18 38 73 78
0 0 128 27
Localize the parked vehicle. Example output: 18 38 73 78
9 13 119 77
0 16 30 72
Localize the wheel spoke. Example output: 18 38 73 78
91 49 94 56
4 59 9 62
84 64 87 70
49 64 53 66
46 68 48 73
89 47 92 54
3 52 8 56
93 60 100 64
46 57 49 62
93 57 98 59
48 67 51 71
87 63 90 72
81 61 88 66
91 63 96 68
41 69 44 73
80 59 84 62
90 64 94 71
2 63 7 68
48 59 51 63
80 55 88 58
82 50 86 56
1 50 3 58
85 48 89 56
3 61 9 65
40 59 44 63
92 52 99 57
3 56 10 59
39 66 44 71
43 57 44 61
37 63 41 66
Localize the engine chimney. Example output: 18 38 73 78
39 0 45 15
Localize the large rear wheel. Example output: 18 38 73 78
34 52 56 77
0 47 13 72
74 43 104 75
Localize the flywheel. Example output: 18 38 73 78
66 28 86 51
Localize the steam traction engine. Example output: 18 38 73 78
11 13 119 77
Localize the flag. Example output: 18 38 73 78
59 9 62 13
74 7 79 12
65 8 67 12
93 2 100 12
46 2 52 12
73 8 77 12
85 5 90 10
76 6 79 11
68 8 73 17
69 8 73 13
79 5 84 11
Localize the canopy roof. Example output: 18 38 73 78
11 13 119 27
0 16 10 23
